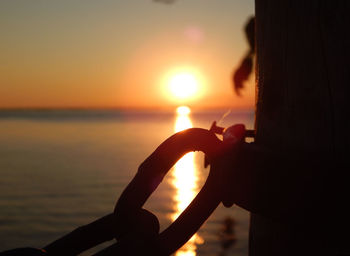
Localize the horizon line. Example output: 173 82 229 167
0 106 255 112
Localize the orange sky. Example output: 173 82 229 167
0 1 255 110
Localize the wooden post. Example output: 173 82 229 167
251 1 350 255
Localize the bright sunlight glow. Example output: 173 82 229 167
161 67 206 105
172 105 204 256
176 106 191 115
169 73 198 100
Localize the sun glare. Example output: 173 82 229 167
172 105 204 256
176 106 191 115
169 73 199 100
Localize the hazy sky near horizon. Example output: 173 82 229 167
0 0 255 109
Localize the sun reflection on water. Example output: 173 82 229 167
172 106 204 256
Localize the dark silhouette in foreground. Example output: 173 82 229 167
233 16 255 96
4 1 350 254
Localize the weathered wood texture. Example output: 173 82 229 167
252 1 350 255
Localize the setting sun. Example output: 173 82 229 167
161 67 207 105
169 73 198 100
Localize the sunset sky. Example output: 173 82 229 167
0 0 255 110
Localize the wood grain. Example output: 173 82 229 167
251 1 350 255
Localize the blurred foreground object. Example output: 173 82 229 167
233 16 255 96
153 0 177 4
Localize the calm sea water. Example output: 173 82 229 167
0 109 254 255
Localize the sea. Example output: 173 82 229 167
0 108 255 256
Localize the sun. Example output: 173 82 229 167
161 67 206 104
168 72 199 100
